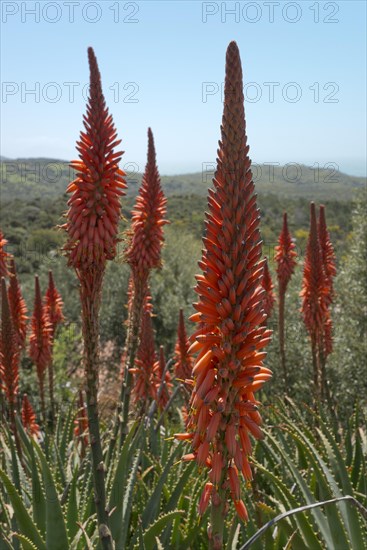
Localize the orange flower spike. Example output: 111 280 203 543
21 394 40 439
63 47 126 269
8 259 28 350
174 309 193 380
274 212 297 391
318 205 336 370
180 42 272 535
261 258 275 320
45 270 64 337
0 230 11 278
126 127 168 278
132 307 158 406
1 278 19 410
301 202 327 338
274 212 297 292
29 275 52 418
301 202 329 399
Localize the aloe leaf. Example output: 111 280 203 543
142 511 183 548
13 534 38 550
66 469 79 541
0 469 46 550
317 421 367 549
254 457 323 550
239 496 366 550
264 429 334 546
108 422 142 543
116 452 141 549
32 441 69 549
141 443 182 529
29 442 46 537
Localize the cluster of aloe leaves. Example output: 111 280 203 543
0 400 366 549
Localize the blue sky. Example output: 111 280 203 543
1 0 366 175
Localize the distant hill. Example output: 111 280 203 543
1 158 365 203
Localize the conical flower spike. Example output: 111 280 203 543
8 259 28 350
62 48 123 549
63 47 126 270
274 212 297 390
44 270 64 422
181 42 272 542
21 394 40 439
120 128 168 443
29 275 52 419
274 212 297 292
301 202 328 403
131 306 158 410
1 278 19 417
126 128 168 277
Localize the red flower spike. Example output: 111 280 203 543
0 230 11 278
274 212 297 292
126 128 168 278
8 259 28 350
274 212 297 391
131 303 159 407
174 309 193 380
1 278 19 409
44 270 64 337
21 394 40 438
63 47 126 270
29 275 52 417
301 202 329 400
261 258 275 320
301 203 328 338
178 42 272 528
318 205 336 295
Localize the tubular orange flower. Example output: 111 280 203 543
301 202 328 402
1 278 21 454
174 309 193 380
274 212 297 391
131 307 158 409
126 127 168 277
29 275 52 419
261 258 275 320
45 270 64 337
318 205 336 296
274 212 297 291
181 42 272 544
1 278 19 412
318 204 336 356
0 230 11 278
21 394 40 439
120 128 168 442
62 48 123 549
318 205 336 407
8 258 28 350
44 270 64 422
63 48 126 270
